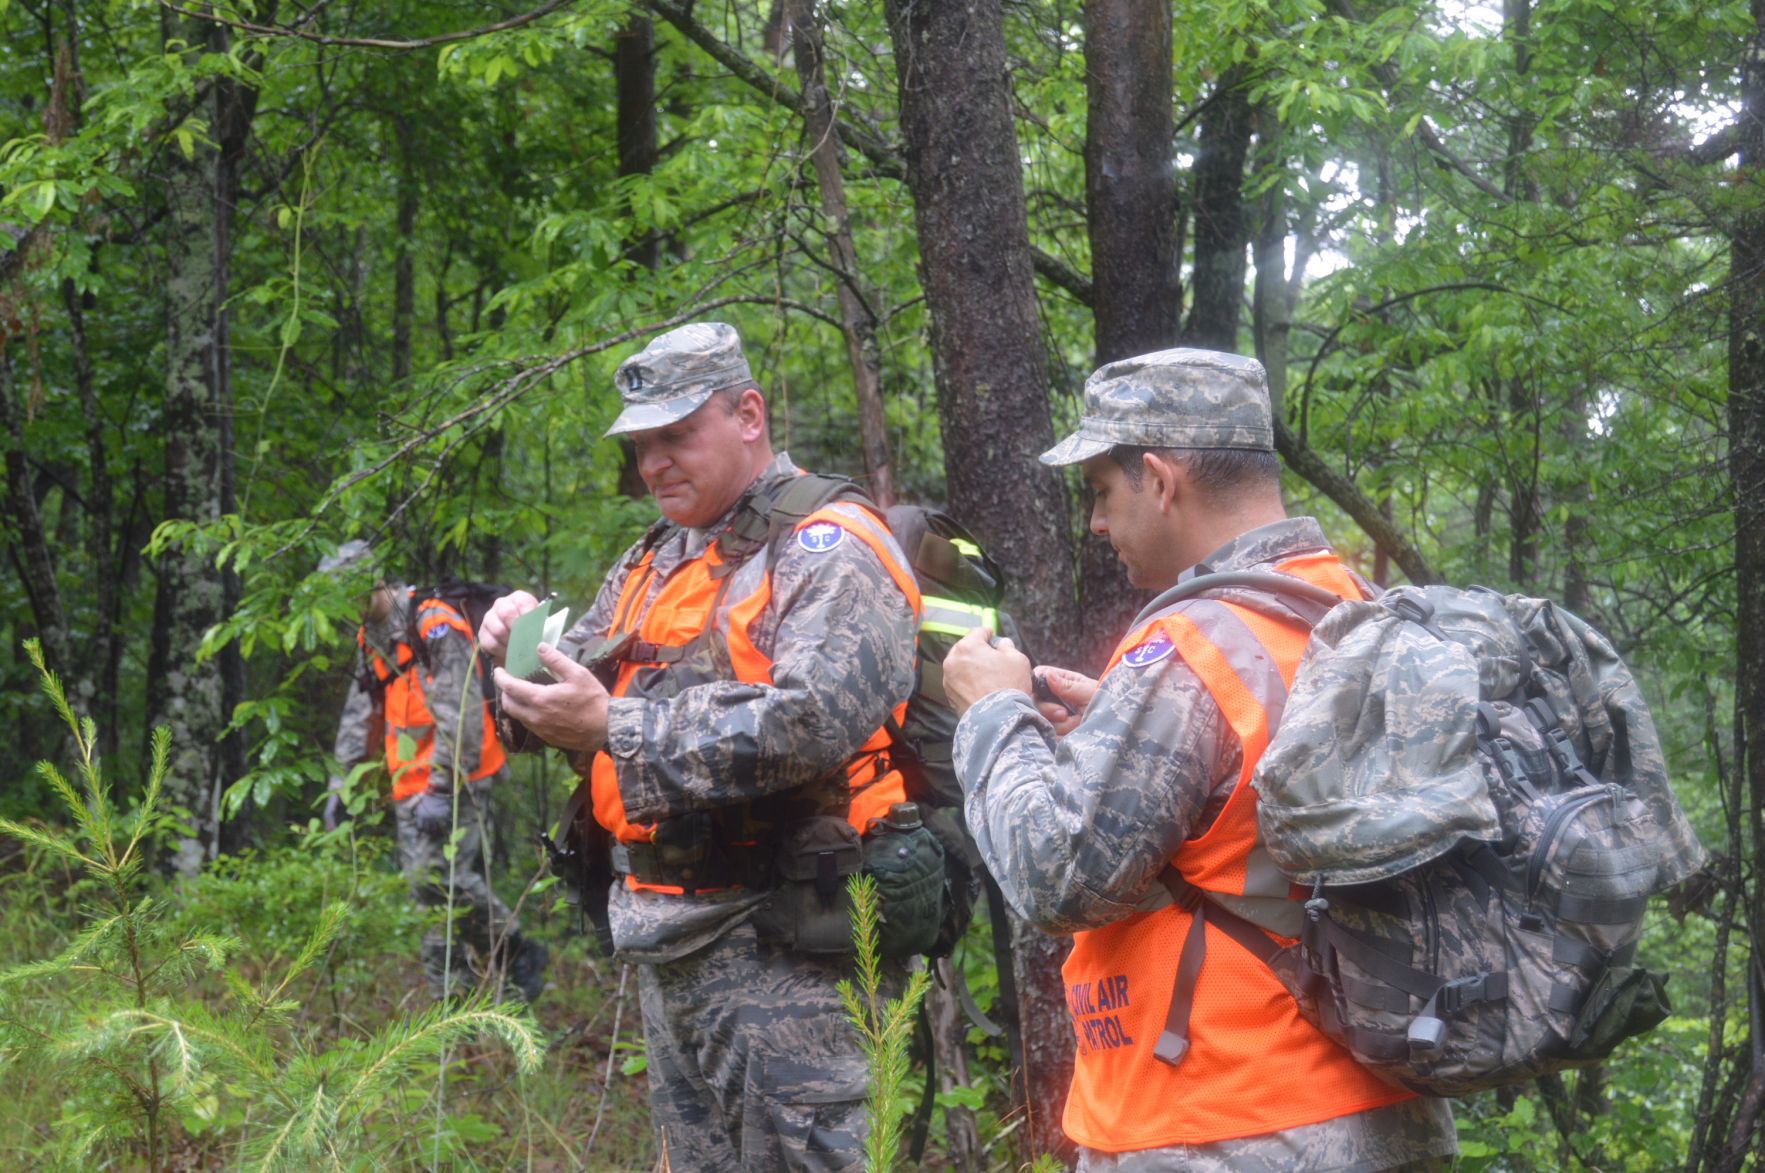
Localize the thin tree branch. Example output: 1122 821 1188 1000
1275 417 1438 585
156 0 575 50
641 0 1095 306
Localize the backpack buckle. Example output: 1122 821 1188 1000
1389 595 1435 626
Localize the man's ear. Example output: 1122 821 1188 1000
1143 450 1185 514
734 386 768 443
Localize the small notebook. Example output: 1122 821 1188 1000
504 597 571 683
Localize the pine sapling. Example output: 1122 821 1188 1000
838 873 932 1172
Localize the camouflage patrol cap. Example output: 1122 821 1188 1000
604 321 756 437
1040 347 1274 466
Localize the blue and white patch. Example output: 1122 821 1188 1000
425 624 453 642
1122 633 1175 669
798 521 846 553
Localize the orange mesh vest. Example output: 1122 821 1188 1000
1061 551 1414 1151
359 595 506 801
590 499 922 894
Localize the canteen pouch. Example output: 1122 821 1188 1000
863 822 946 960
753 817 865 954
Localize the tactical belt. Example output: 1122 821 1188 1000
609 839 772 893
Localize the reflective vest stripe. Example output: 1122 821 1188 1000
921 596 998 639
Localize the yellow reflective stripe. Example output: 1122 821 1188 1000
952 537 981 558
921 596 997 638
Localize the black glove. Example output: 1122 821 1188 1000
411 788 456 836
323 792 344 832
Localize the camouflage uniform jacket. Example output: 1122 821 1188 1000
953 517 1456 1168
333 585 491 797
559 452 919 962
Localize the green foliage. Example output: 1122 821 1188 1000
838 873 933 1172
0 0 1756 1164
0 641 541 1170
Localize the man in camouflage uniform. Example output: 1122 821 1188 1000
327 553 548 1003
942 349 1458 1171
480 322 919 1170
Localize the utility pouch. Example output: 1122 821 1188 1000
863 821 946 960
1569 965 1671 1057
752 817 864 954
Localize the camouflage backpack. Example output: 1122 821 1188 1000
1213 581 1707 1095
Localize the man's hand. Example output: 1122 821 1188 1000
478 590 541 667
493 642 611 753
1033 666 1097 736
410 788 455 836
942 627 1033 717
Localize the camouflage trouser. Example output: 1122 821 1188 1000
637 920 876 1171
394 776 518 998
1075 1096 1457 1172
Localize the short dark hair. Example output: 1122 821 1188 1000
710 383 771 440
1109 445 1281 497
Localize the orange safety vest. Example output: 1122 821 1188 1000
1061 550 1415 1152
358 595 507 801
590 497 922 894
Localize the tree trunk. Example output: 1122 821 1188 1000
0 351 72 680
1073 0 1177 669
1084 0 1179 363
929 958 981 1171
151 6 256 870
790 0 895 506
1186 66 1254 351
615 16 659 501
1724 3 1765 1166
392 116 417 385
882 0 1077 661
883 0 1079 1160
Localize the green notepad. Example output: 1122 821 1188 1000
504 597 571 683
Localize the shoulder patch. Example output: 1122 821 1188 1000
797 520 846 553
1122 633 1176 669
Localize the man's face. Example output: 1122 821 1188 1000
629 390 765 528
1082 453 1177 590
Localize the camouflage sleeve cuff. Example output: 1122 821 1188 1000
604 695 656 818
952 688 1046 785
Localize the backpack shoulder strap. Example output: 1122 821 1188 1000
717 472 876 570
1131 570 1348 633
